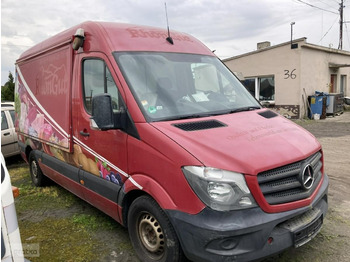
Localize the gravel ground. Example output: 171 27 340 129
264 110 350 262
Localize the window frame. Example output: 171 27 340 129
340 75 346 94
1 111 9 130
82 58 121 115
243 75 275 102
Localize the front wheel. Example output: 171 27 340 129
128 195 185 262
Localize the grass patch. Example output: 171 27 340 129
15 185 79 211
19 218 97 262
9 165 79 212
73 212 117 231
8 166 31 184
7 160 134 261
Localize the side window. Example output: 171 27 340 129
9 110 15 125
1 112 9 130
83 59 119 114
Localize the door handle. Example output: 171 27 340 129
3 132 10 136
80 130 90 137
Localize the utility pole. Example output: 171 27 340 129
338 0 344 49
291 22 295 47
290 22 298 49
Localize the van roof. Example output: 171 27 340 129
17 21 214 63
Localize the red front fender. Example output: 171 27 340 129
123 174 177 210
123 174 205 214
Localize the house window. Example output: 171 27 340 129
242 78 256 97
259 76 275 101
340 75 346 94
242 76 275 101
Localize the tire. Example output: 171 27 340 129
29 151 48 187
128 195 185 262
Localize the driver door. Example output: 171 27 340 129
72 53 128 221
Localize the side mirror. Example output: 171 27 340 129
91 94 127 131
91 94 115 130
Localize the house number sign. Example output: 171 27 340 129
284 69 297 79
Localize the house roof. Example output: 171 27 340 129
223 37 350 62
301 42 350 56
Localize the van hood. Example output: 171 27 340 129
150 110 320 176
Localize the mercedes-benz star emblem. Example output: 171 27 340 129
300 164 314 190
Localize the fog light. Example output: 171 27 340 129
205 237 239 254
220 238 238 250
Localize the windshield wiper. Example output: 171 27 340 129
229 106 261 114
158 107 261 121
166 107 261 120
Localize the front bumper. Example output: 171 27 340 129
166 174 328 262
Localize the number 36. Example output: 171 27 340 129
284 69 296 79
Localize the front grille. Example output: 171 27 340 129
257 152 322 205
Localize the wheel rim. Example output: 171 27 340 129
31 160 38 179
138 212 165 259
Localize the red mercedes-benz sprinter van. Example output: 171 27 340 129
15 21 328 262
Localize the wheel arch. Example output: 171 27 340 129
121 174 177 228
25 145 33 161
121 189 146 228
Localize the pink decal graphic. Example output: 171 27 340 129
15 81 68 152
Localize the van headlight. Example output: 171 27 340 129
182 166 257 211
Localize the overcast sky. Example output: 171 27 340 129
1 0 349 85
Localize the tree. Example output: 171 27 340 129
1 72 15 101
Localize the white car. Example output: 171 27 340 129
1 102 20 158
1 152 25 261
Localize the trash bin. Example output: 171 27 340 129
308 95 327 119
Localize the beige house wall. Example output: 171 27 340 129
300 47 350 117
298 47 329 118
224 38 350 118
300 47 350 95
326 52 350 95
225 43 302 105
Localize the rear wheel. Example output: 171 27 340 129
128 195 184 262
29 151 48 187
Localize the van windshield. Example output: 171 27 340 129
114 52 260 122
